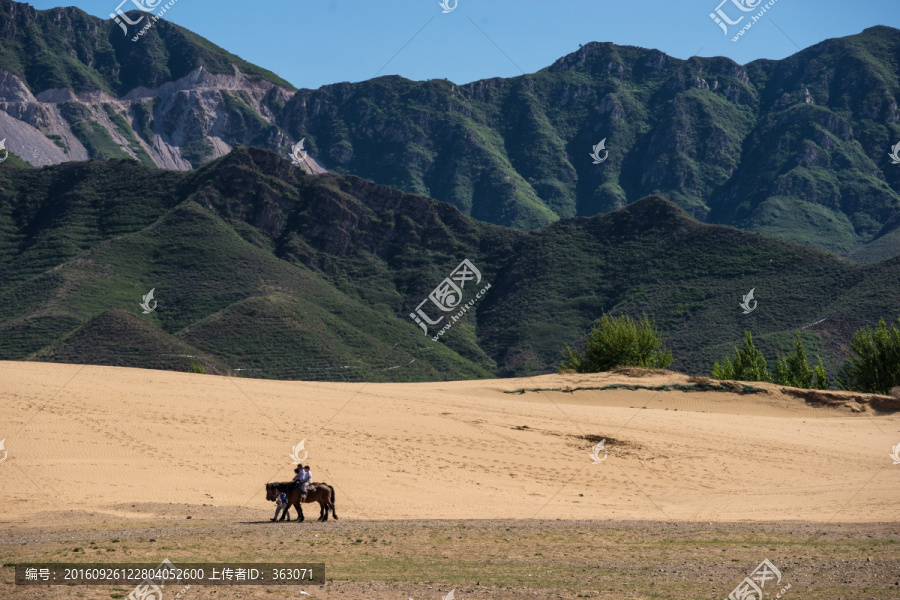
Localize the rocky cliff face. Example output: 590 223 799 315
0 0 324 173
0 63 326 173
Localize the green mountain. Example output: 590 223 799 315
2 148 899 380
0 0 291 96
282 26 900 257
1 0 899 258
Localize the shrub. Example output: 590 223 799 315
559 313 673 373
190 361 206 374
711 331 772 382
837 317 900 394
773 335 829 389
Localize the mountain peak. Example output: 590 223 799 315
546 41 678 76
583 195 696 236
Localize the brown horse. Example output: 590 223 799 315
265 481 337 522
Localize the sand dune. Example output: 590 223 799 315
1 362 898 523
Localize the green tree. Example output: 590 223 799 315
773 335 828 389
712 331 772 382
559 313 672 373
836 317 900 394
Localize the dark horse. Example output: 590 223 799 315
265 482 337 522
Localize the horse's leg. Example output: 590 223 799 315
318 499 327 521
296 497 305 522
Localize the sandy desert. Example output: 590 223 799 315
2 361 900 599
1 361 899 522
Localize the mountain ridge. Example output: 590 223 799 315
1 1 900 259
2 147 899 380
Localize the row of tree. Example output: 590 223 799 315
711 332 829 389
560 313 900 394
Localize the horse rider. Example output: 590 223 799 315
299 465 312 502
296 464 312 502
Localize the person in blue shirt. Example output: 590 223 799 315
271 490 290 522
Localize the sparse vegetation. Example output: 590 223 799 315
60 102 131 160
104 103 155 167
131 100 157 145
0 518 892 599
180 137 215 167
45 133 68 152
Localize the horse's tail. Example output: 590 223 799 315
323 483 338 519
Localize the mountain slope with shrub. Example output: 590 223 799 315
0 0 899 258
1 147 899 380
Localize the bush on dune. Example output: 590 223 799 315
559 313 673 373
712 331 772 383
836 317 900 394
773 335 829 390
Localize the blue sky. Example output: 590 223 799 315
29 0 900 90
